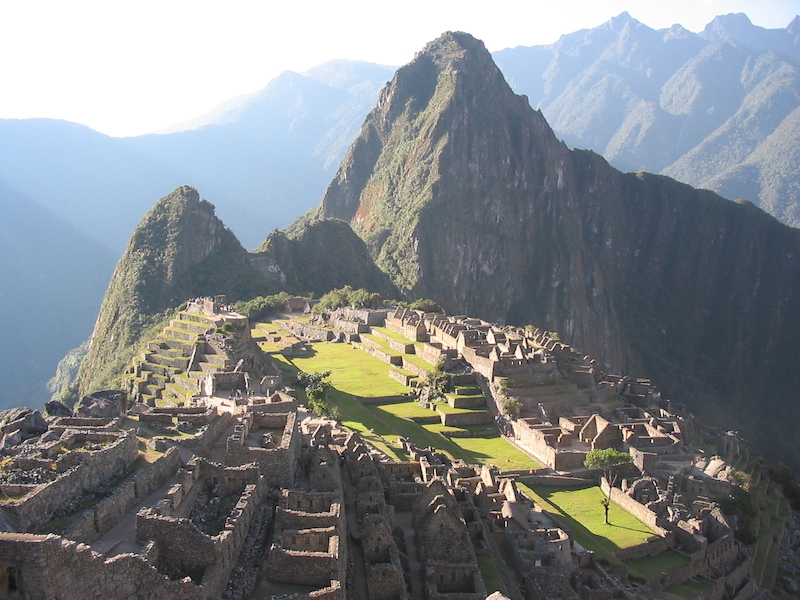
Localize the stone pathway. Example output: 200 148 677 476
342 466 369 600
90 421 235 558
394 511 424 599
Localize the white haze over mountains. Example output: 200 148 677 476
0 0 797 137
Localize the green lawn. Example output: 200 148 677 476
518 483 679 580
271 341 541 470
275 343 409 397
660 576 716 598
625 550 691 581
377 400 439 420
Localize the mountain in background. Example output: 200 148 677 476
3 13 800 412
315 31 800 470
76 187 400 399
121 60 396 248
495 12 800 225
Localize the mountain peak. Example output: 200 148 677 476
788 14 800 35
78 186 267 395
702 12 755 40
609 11 635 29
320 30 532 232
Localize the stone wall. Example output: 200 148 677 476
277 490 342 530
226 412 300 487
352 341 403 366
421 343 458 367
286 321 335 342
510 419 587 471
308 581 345 600
389 339 416 354
137 461 264 599
247 398 299 413
437 408 492 427
267 530 341 587
389 369 417 386
401 357 429 378
329 317 369 335
424 562 487 600
4 430 138 531
0 533 204 600
65 447 183 543
333 308 387 326
49 417 119 433
147 406 218 426
176 411 233 449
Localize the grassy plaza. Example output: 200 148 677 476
270 340 541 469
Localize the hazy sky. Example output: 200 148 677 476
1 0 797 137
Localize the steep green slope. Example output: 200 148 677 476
77 186 269 397
320 31 800 469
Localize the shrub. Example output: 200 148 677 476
234 292 291 321
499 395 521 419
312 286 383 313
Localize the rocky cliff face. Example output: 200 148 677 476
78 186 268 396
320 32 800 467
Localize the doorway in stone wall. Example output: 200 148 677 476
0 565 21 599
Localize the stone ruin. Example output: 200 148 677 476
0 302 772 599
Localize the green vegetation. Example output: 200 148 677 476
584 448 633 523
394 298 444 313
296 370 340 420
424 358 451 397
662 577 717 599
625 550 691 582
76 186 273 398
498 394 521 419
234 292 291 321
312 285 384 313
766 462 800 511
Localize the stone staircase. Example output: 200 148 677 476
130 311 233 405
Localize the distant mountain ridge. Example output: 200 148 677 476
495 11 800 225
0 60 393 407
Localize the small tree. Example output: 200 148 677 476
584 448 632 524
297 370 337 418
424 358 450 396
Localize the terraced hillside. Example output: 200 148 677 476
127 310 233 405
